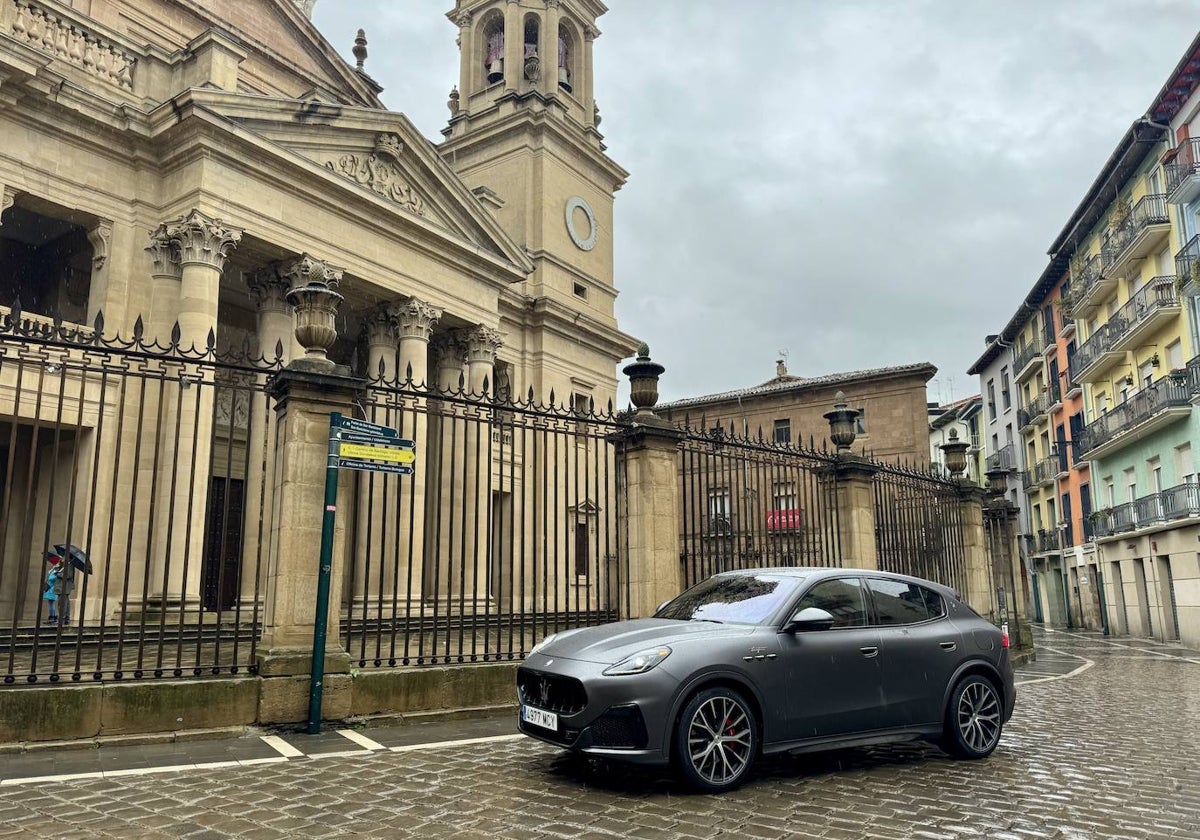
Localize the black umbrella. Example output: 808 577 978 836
52 544 92 575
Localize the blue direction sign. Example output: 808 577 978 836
337 459 415 476
336 416 398 439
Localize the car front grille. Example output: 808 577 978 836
517 669 587 716
588 705 648 749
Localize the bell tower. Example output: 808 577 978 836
441 0 635 405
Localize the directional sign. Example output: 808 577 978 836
336 416 398 439
339 442 416 465
337 459 416 476
338 430 416 450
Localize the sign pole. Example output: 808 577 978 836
307 412 342 734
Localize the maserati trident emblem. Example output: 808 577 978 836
538 678 551 706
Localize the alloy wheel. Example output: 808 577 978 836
686 694 753 786
956 679 1001 753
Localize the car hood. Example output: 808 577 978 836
540 618 755 664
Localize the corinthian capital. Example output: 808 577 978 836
279 253 344 289
465 325 503 364
246 269 291 315
430 332 467 373
145 226 182 279
364 305 397 348
167 210 243 271
391 297 443 341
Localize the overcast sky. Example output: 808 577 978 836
312 1 1198 406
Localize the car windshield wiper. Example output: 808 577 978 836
690 618 725 624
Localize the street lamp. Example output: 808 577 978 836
940 428 970 478
823 391 859 453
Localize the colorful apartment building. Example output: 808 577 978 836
973 32 1200 648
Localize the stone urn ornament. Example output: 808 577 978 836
623 343 665 415
288 281 343 364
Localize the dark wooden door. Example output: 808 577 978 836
202 477 244 612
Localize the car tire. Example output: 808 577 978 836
941 674 1003 759
675 686 758 793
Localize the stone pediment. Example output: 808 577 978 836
320 134 440 223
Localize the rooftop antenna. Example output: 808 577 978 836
776 348 789 378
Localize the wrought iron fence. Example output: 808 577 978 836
0 305 280 684
872 463 968 596
344 374 627 666
677 421 841 589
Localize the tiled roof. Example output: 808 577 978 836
657 362 937 412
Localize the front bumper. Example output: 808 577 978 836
516 652 680 765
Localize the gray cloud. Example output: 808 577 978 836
314 1 1198 404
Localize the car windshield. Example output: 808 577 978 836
657 574 803 625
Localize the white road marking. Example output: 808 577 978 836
259 734 304 758
1014 644 1094 686
0 756 289 787
336 729 387 751
1043 628 1200 665
390 733 525 753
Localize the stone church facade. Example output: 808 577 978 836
0 0 637 628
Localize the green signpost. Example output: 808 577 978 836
308 412 417 734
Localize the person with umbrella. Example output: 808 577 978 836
47 545 90 627
42 554 61 624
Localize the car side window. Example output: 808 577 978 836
920 586 946 619
866 578 935 625
795 578 867 628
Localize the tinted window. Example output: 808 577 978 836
867 578 936 625
795 578 867 628
657 574 802 625
921 587 946 618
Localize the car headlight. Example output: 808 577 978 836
530 633 558 655
602 646 672 676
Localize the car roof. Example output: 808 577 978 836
712 566 959 597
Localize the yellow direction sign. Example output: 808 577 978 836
339 442 417 465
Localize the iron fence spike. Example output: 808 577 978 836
274 339 284 362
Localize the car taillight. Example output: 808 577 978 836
1001 623 1010 649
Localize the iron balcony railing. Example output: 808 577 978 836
985 444 1018 473
1020 469 1033 491
1166 137 1200 197
1024 529 1061 554
1175 234 1200 291
1017 386 1059 429
1068 319 1120 382
1070 278 1178 381
1041 311 1057 350
1076 375 1192 456
1030 457 1057 487
1091 483 1200 538
1109 194 1169 262
1013 340 1040 378
1069 253 1103 308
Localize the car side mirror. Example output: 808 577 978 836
784 607 835 633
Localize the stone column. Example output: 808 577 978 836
257 363 363 724
456 11 474 97
241 270 293 606
145 228 182 345
394 298 441 611
985 498 1031 650
583 25 596 115
829 456 880 570
161 211 241 608
425 332 467 602
503 0 521 91
463 326 502 609
541 0 560 95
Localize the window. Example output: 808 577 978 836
1104 477 1115 507
1095 392 1108 416
1124 467 1136 503
772 482 796 510
855 406 867 435
1176 443 1194 485
574 522 589 578
1167 339 1183 371
572 282 587 299
1148 456 1162 494
1001 369 1012 410
1139 360 1154 388
795 578 867 628
773 418 791 445
866 578 940 625
987 379 996 419
707 490 730 534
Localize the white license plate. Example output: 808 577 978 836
521 705 558 731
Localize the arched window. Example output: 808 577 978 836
557 24 574 93
482 13 505 86
523 14 540 81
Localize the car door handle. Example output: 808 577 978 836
859 646 878 658
939 641 957 651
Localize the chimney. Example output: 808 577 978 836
775 358 787 378
294 0 317 18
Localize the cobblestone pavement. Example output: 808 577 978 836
1 627 1197 840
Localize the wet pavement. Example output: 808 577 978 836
0 626 1196 839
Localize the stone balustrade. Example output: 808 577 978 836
10 0 136 90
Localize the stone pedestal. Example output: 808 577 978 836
829 456 880 570
613 415 684 619
257 363 364 723
954 482 992 615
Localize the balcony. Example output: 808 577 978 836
1013 340 1041 382
1166 138 1200 206
1065 253 1109 319
985 443 1018 473
1027 528 1061 555
1029 456 1058 488
1107 195 1171 276
1017 392 1051 431
1092 483 1200 539
1108 276 1181 355
1076 375 1193 460
1175 234 1200 298
1068 319 1124 383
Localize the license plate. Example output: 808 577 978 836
521 705 558 731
